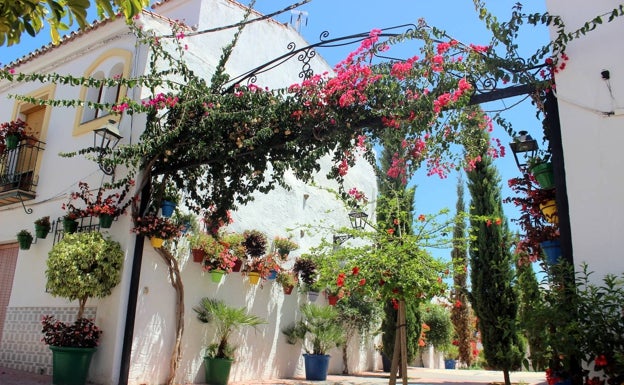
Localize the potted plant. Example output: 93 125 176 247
0 119 30 149
282 303 345 381
157 181 180 218
200 236 237 283
276 270 298 295
16 229 33 250
188 231 215 263
193 298 266 385
66 181 134 229
220 232 246 272
131 214 182 248
34 216 51 239
528 156 555 190
442 344 459 369
44 231 123 385
293 256 319 299
273 236 299 260
245 255 278 284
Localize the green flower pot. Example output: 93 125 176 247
5 134 19 150
63 219 79 234
210 270 225 283
531 162 555 190
204 357 233 385
50 346 96 385
17 234 33 250
99 214 114 229
35 224 50 239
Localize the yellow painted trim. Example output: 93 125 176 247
11 84 56 197
73 48 132 137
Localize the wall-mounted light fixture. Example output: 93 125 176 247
509 130 538 173
93 119 122 175
348 209 368 230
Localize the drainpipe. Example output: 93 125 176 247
545 91 574 265
118 180 150 385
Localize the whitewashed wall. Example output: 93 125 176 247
546 0 624 280
0 0 379 384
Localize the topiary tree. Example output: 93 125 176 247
46 232 124 319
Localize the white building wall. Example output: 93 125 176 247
546 0 624 280
0 0 378 384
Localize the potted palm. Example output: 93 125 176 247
16 229 33 250
282 303 345 380
34 216 51 239
44 231 123 385
193 298 266 385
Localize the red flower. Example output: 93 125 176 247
454 300 462 308
418 214 426 222
351 266 359 275
358 278 366 286
391 298 399 310
336 273 346 287
387 228 395 235
595 354 608 367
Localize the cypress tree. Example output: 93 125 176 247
467 138 524 385
450 175 473 367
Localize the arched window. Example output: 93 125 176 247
74 49 132 136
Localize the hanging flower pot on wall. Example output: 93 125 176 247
540 239 562 265
539 199 558 224
160 200 176 218
531 162 555 190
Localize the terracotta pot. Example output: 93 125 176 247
191 248 206 263
283 285 294 295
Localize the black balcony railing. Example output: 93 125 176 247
0 139 45 207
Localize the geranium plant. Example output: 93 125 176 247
41 316 102 348
245 253 280 279
131 214 182 240
0 118 31 140
65 180 135 218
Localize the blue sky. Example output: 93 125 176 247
0 0 550 261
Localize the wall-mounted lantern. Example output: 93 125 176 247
93 119 122 175
509 130 538 173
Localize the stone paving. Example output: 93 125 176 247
0 365 548 385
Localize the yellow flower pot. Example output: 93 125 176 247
247 271 261 285
539 199 558 224
150 237 164 248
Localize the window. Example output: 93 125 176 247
74 49 132 136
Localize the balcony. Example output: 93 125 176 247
0 139 45 207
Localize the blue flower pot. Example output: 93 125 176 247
444 359 456 369
540 239 562 265
161 200 176 218
303 354 330 381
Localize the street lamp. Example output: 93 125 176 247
348 209 368 230
509 130 538 173
93 119 122 175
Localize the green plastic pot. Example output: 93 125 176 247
17 234 32 250
49 346 96 385
99 214 114 229
531 162 555 190
204 357 233 385
35 224 50 239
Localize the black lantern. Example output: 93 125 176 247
333 234 351 245
348 209 368 230
93 119 122 175
509 130 538 173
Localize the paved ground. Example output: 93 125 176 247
0 366 547 385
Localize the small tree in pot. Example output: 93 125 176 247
44 231 123 385
194 298 266 385
282 303 345 380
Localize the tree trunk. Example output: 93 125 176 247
77 297 87 319
156 247 185 385
503 368 511 385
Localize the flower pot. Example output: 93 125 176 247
232 258 243 272
150 237 164 248
381 353 391 372
531 162 555 190
444 359 456 369
540 199 558 224
191 248 207 263
63 219 79 234
277 248 290 259
50 346 96 385
541 239 562 265
35 224 50 239
247 271 261 285
327 294 339 306
204 357 233 385
307 290 319 302
99 214 114 229
282 285 294 295
267 269 278 280
160 200 176 218
210 270 225 283
17 234 32 250
303 354 330 381
5 134 19 150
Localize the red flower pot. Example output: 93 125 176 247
191 248 206 263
